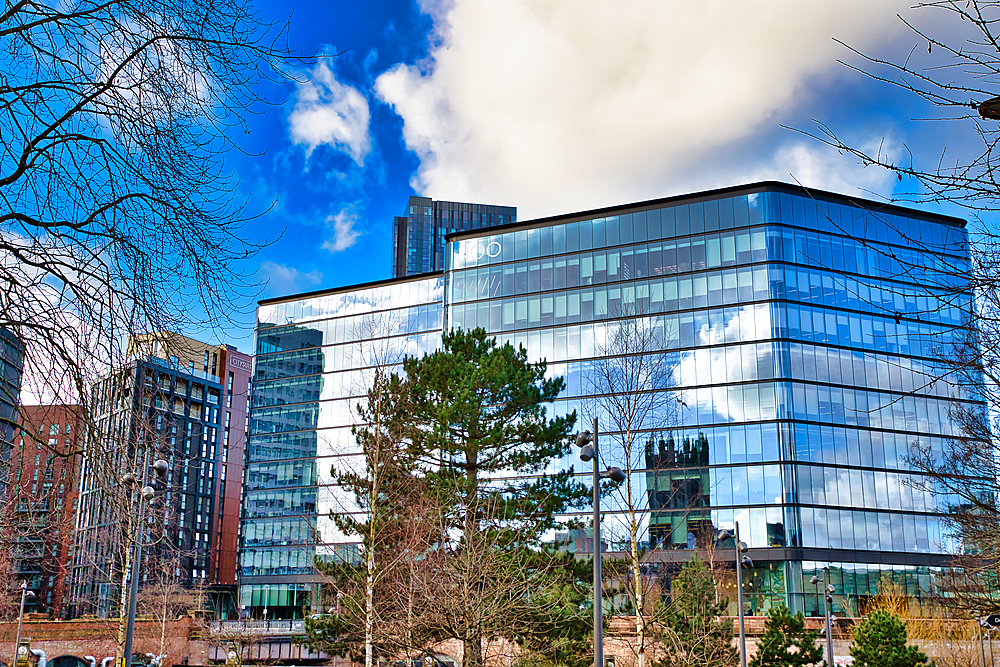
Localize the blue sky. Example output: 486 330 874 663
219 0 988 352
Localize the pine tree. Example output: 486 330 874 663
851 610 929 667
748 605 823 667
404 328 588 544
402 328 591 667
654 558 737 667
307 329 593 667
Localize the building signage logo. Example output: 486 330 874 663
465 240 502 262
230 357 251 371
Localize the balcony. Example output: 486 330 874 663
209 619 305 636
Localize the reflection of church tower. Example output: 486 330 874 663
645 432 712 550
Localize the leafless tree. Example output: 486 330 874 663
802 1 1000 214
587 302 682 667
0 0 294 633
70 407 206 664
136 556 188 662
0 0 291 464
307 307 440 667
412 499 591 667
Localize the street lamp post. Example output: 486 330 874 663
980 617 989 667
14 580 35 667
263 583 270 627
716 525 750 667
576 419 626 667
810 568 836 667
122 455 169 667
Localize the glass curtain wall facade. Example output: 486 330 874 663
248 182 977 617
245 274 444 617
392 196 516 277
446 183 975 615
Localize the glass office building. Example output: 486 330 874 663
392 196 516 277
246 274 444 616
247 182 977 617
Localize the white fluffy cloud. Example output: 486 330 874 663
375 0 912 218
260 260 323 296
322 208 362 252
290 61 371 164
744 136 901 198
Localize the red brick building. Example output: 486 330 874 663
9 404 84 618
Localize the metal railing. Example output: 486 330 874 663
209 619 305 635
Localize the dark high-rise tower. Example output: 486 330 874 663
392 196 516 277
69 331 250 619
0 328 24 497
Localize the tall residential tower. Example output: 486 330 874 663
70 332 250 618
392 196 516 277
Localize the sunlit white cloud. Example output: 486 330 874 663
259 260 323 296
290 61 372 164
322 208 362 252
746 137 901 200
375 0 912 218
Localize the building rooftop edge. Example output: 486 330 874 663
445 180 967 243
257 271 444 307
259 181 967 309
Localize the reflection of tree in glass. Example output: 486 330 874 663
588 302 681 667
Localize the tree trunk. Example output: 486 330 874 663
159 584 168 662
366 526 376 667
626 442 645 667
465 633 483 667
117 539 132 665
630 513 645 667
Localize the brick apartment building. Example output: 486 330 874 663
9 404 83 617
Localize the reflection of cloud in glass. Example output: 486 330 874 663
259 276 445 326
676 304 772 423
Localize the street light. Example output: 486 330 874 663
810 568 836 666
263 583 270 626
122 454 169 667
576 420 626 667
985 615 1000 667
14 580 35 667
980 96 1000 120
716 525 751 667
